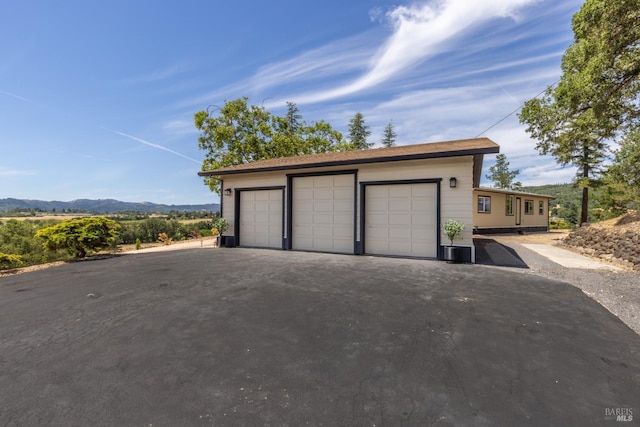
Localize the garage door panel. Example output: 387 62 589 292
389 186 411 198
365 183 436 257
389 241 411 255
367 199 388 212
387 226 412 239
367 186 387 198
411 199 433 211
312 188 334 200
334 213 353 225
333 175 353 186
366 215 388 227
390 200 411 211
240 189 283 248
313 202 334 213
333 188 354 199
389 213 410 225
411 185 434 197
334 200 354 213
292 175 355 253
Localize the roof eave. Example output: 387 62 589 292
198 146 500 177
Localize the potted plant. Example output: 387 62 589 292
443 219 465 262
212 217 229 247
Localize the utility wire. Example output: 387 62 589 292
474 81 560 138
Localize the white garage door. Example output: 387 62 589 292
292 174 354 253
239 189 283 248
365 183 437 257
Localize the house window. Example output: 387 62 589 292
525 200 534 215
539 200 544 215
478 196 491 213
506 195 514 216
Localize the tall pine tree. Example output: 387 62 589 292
485 154 522 190
381 121 397 148
348 112 373 149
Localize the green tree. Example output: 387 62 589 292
485 154 522 190
519 0 640 225
600 128 640 210
348 112 373 149
284 101 302 134
381 121 397 148
195 97 353 194
35 217 121 258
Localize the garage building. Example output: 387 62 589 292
199 138 499 263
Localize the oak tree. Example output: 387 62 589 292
195 98 352 194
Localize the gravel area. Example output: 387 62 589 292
485 232 640 335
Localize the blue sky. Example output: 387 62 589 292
1 0 584 205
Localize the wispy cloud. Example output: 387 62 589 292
0 90 31 103
0 166 36 177
264 0 539 105
162 118 198 136
103 127 200 164
123 62 195 85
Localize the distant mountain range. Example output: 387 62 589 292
0 198 220 214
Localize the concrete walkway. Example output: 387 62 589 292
521 244 621 270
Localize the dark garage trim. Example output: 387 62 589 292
233 186 286 249
359 179 442 259
286 170 358 253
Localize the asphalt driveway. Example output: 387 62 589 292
1 248 639 426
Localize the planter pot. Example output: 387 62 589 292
443 246 459 262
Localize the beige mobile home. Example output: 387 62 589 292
199 138 499 263
472 187 553 234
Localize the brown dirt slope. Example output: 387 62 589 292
563 211 640 271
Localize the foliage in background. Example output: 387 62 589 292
348 112 373 149
485 154 522 190
211 218 229 236
117 218 189 244
195 98 355 194
157 232 172 245
35 217 121 258
0 219 71 269
381 121 397 148
519 0 640 225
0 252 24 269
601 127 640 211
524 183 627 224
549 219 572 230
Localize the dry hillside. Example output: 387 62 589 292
562 211 640 271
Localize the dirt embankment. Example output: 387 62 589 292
562 211 640 271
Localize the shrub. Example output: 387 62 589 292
550 219 572 229
35 217 121 258
158 232 172 245
0 252 24 269
443 219 465 246
117 218 190 244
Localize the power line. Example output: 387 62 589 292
475 81 559 138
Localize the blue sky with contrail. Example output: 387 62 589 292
1 0 582 204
